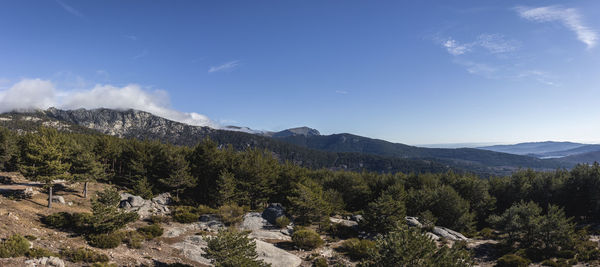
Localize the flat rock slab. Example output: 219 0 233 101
171 235 212 266
255 240 302 267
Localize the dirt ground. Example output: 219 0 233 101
0 172 202 267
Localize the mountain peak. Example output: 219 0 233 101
270 127 320 138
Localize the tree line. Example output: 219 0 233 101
2 126 600 264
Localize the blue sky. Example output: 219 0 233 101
1 1 599 145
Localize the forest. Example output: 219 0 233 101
1 126 600 266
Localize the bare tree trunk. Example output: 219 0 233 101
84 181 88 198
48 184 53 209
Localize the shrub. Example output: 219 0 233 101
173 206 199 223
26 247 58 258
556 249 575 259
203 229 269 267
197 205 217 215
478 227 495 239
326 222 358 239
137 224 164 239
149 215 170 224
314 257 328 267
42 212 72 229
24 235 37 241
540 259 560 267
495 254 531 267
87 232 124 249
275 216 290 228
218 204 245 226
292 228 324 250
123 231 144 249
61 247 109 263
0 234 31 258
340 238 375 260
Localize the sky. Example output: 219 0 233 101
1 0 599 145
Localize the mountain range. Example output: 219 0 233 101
2 108 599 176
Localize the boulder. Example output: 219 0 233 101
425 232 440 241
432 226 468 241
25 256 65 267
262 203 285 224
171 235 211 265
255 240 302 267
119 200 132 209
241 212 270 231
51 196 65 204
120 192 135 201
351 214 364 223
405 216 423 228
128 195 146 207
152 193 172 205
329 217 359 228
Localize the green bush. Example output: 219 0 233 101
218 204 245 226
0 235 31 258
478 227 495 239
26 247 58 258
556 249 575 259
340 238 375 260
87 232 124 249
275 216 290 228
495 254 531 267
42 212 72 229
173 206 200 223
313 257 328 267
61 247 109 263
197 205 217 215
149 215 170 224
123 231 144 249
292 228 324 250
540 259 560 267
137 224 164 239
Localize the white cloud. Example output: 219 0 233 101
477 34 519 54
208 60 240 73
443 39 471 55
56 0 83 18
440 34 518 56
516 6 597 48
0 79 219 128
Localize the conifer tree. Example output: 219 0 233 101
287 179 331 225
19 128 71 208
202 229 270 267
159 150 196 200
70 147 106 198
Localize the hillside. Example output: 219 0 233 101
477 141 585 155
0 108 573 176
0 109 450 175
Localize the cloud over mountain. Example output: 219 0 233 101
0 78 218 128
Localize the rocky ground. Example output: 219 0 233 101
0 171 554 267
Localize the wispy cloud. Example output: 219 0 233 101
439 34 518 56
124 35 138 41
208 60 240 73
335 90 349 95
443 39 471 55
516 5 597 48
516 70 558 86
56 0 83 18
133 49 149 60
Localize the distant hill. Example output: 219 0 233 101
559 150 600 165
0 108 573 176
535 144 600 158
478 141 585 156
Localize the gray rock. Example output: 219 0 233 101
241 212 270 231
262 203 285 224
255 240 302 267
405 216 423 228
351 214 364 222
171 235 211 265
120 192 135 201
199 214 220 222
25 256 65 267
51 196 65 204
329 217 359 228
128 195 146 207
119 200 132 209
152 192 172 205
433 226 468 241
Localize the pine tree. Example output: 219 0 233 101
90 187 138 234
0 127 17 171
217 170 242 206
287 179 331 225
159 150 196 200
19 128 71 208
70 146 106 198
202 229 270 267
362 184 406 234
